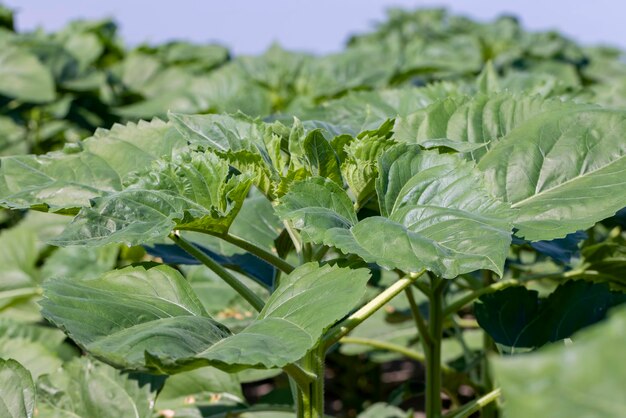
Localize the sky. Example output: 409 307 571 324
4 0 625 55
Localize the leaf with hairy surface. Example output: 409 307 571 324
0 119 186 211
50 152 252 246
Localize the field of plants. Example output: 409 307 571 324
1 3 626 417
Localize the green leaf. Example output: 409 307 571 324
41 263 370 374
37 358 156 418
0 359 35 418
300 129 343 185
51 152 252 246
0 116 27 156
341 121 397 205
395 93 626 241
170 112 268 157
40 264 231 372
276 177 357 244
297 46 397 99
293 86 456 136
155 367 244 410
0 333 66 379
0 118 186 211
169 112 279 196
41 244 119 281
579 232 626 291
0 45 55 103
475 281 626 353
393 93 564 161
478 106 626 240
492 306 626 418
278 146 514 278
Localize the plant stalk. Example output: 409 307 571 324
480 271 497 418
169 232 265 312
322 270 426 350
425 276 445 418
219 232 295 274
297 346 326 418
405 286 432 347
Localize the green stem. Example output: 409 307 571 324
480 271 497 418
169 232 265 312
443 388 501 418
283 221 302 254
219 232 295 274
297 346 325 418
322 270 426 350
405 286 432 347
312 245 330 262
341 336 426 362
426 276 445 418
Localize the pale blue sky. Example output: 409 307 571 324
5 1 625 54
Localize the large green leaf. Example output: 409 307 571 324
40 263 370 374
492 306 626 418
394 93 626 241
0 118 186 211
475 280 626 353
0 359 35 418
393 93 566 161
0 45 55 103
51 152 252 246
37 358 156 418
277 146 514 278
478 106 626 240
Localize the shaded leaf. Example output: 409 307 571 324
492 306 626 418
475 280 626 353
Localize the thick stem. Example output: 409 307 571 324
169 232 265 312
297 346 325 418
219 232 295 274
426 276 445 418
322 270 426 350
480 271 497 418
